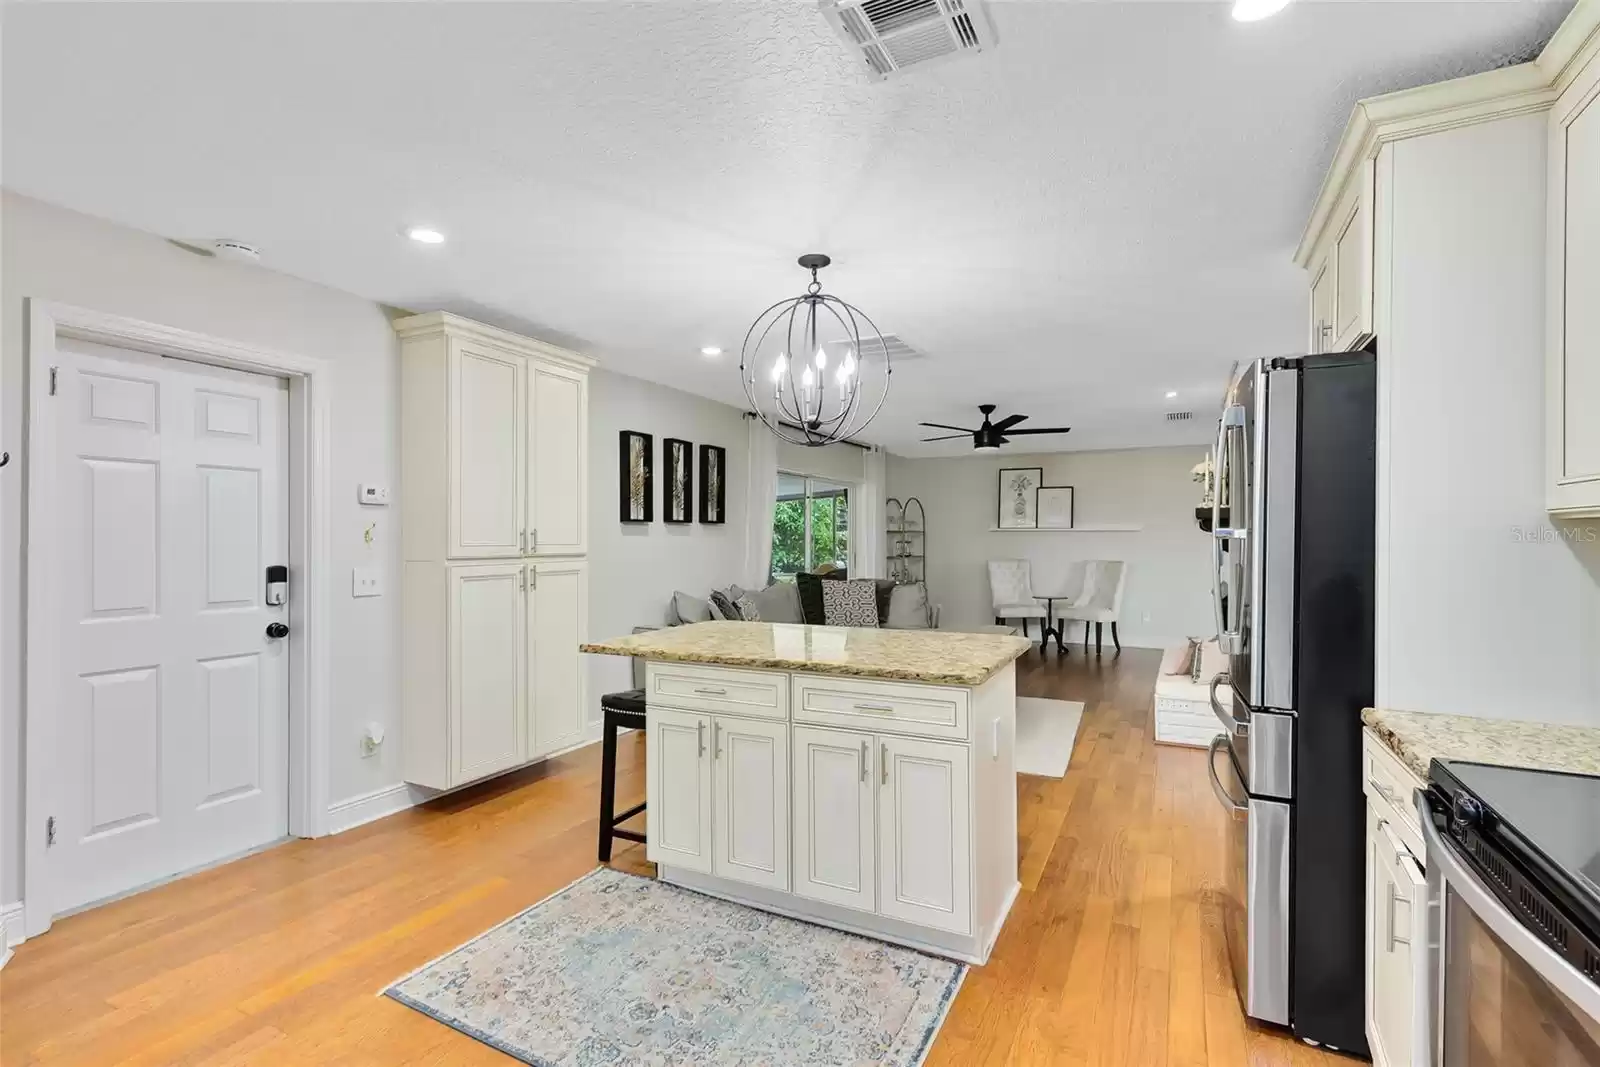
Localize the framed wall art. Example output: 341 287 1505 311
619 430 653 523
698 444 727 525
997 466 1043 528
663 437 693 524
1038 485 1076 529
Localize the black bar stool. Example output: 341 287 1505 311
597 629 654 863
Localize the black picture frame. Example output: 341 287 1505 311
663 437 693 524
1037 485 1076 529
698 444 727 525
619 430 653 523
997 466 1043 529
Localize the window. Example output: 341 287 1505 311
771 474 850 581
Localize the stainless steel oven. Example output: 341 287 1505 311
1420 777 1600 1066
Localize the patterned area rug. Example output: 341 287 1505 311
384 867 966 1066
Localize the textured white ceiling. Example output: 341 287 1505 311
1 1 1572 456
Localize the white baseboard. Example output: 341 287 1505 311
1 901 25 967
326 783 424 835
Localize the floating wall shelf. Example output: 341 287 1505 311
987 524 1144 533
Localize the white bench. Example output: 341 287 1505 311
1153 641 1228 748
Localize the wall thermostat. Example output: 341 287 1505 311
357 483 390 506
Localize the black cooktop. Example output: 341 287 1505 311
1430 759 1600 954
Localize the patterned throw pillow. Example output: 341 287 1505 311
734 593 761 621
707 589 740 621
821 578 880 627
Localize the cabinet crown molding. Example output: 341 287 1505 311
393 310 598 372
1295 0 1600 269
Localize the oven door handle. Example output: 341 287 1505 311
1207 735 1247 813
1417 791 1600 1026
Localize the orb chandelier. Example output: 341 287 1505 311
740 253 891 447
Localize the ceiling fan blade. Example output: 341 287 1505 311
1001 426 1073 435
920 433 970 442
992 413 1028 432
919 421 975 433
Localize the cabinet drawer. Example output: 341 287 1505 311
1362 729 1425 860
792 674 968 741
648 663 787 720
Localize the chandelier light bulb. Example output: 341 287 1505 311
814 348 827 371
801 366 815 390
842 352 857 378
770 353 787 382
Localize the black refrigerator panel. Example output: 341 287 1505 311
1288 351 1377 1056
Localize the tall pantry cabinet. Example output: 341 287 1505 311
397 312 595 790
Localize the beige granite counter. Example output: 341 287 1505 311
1363 707 1600 781
581 621 1033 687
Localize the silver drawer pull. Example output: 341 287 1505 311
859 740 868 783
881 743 889 785
1367 776 1399 805
697 720 706 757
853 702 895 713
693 687 728 696
1385 881 1410 949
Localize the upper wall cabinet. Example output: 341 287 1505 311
1549 35 1600 518
398 312 597 561
1301 160 1375 354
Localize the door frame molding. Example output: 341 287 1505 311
21 300 334 939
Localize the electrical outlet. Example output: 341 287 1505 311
352 567 384 598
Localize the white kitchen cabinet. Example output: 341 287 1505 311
877 735 972 936
712 715 790 891
792 725 877 912
1548 40 1600 517
1300 160 1374 353
1366 806 1429 1067
528 559 588 759
449 562 527 785
647 708 713 874
527 363 588 555
399 313 596 791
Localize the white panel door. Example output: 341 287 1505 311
646 707 712 874
449 562 527 784
46 339 289 916
449 340 523 559
528 558 587 758
711 714 789 892
877 735 972 935
1368 817 1429 1067
526 362 586 556
791 725 875 912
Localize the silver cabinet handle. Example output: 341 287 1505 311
697 720 705 757
1368 776 1399 806
713 721 722 759
1385 880 1410 949
530 528 538 553
520 529 527 553
853 703 894 713
1207 735 1247 813
859 740 868 783
881 743 889 785
694 687 728 696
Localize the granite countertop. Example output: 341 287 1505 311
1363 707 1600 781
581 621 1033 687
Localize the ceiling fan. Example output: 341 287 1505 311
919 404 1072 451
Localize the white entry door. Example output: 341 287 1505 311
43 337 290 916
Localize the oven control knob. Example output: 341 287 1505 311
1454 794 1484 830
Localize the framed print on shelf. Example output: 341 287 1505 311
997 466 1043 528
698 444 727 525
619 430 653 523
1038 486 1075 529
663 437 693 524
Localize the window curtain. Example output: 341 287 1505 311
855 447 887 580
743 415 780 589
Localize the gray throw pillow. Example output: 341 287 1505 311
671 590 712 625
707 588 740 620
884 582 932 629
747 581 803 624
821 578 880 627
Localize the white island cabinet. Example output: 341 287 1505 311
586 621 1031 965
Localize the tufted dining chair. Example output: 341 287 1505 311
1058 560 1128 655
987 559 1047 638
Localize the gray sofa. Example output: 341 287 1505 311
667 579 940 630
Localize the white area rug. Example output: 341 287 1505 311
1015 697 1085 778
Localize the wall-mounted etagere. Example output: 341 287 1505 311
886 496 926 585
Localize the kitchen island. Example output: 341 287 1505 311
581 621 1032 964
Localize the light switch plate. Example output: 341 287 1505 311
352 567 383 598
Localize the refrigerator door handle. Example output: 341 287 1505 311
1212 403 1248 653
1207 735 1247 813
1210 672 1245 735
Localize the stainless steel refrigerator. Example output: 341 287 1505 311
1207 351 1375 1055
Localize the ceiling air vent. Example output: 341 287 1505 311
823 333 926 363
1166 411 1195 422
821 0 996 81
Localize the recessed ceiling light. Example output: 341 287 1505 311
1232 0 1291 21
700 346 723 357
1165 390 1179 399
405 226 446 245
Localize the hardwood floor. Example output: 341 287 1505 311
0 647 1347 1066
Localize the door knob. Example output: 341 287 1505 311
265 622 290 640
